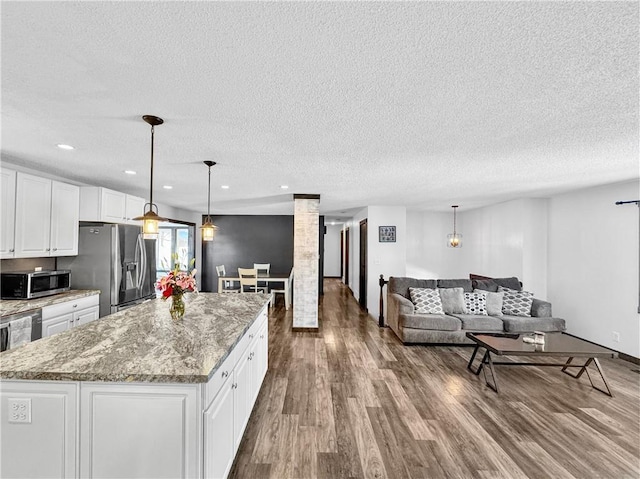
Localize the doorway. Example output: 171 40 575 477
359 219 367 311
344 227 350 288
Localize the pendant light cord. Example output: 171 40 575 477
149 124 155 207
207 164 211 218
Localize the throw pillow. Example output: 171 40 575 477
498 286 533 317
464 291 487 315
438 288 466 314
409 287 444 314
474 289 504 316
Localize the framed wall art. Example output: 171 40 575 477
379 226 396 243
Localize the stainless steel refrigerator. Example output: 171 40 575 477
58 223 157 317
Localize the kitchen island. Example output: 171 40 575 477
0 292 271 479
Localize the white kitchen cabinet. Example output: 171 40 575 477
50 181 80 256
13 172 79 258
42 295 100 338
203 377 236 479
14 172 52 257
125 194 145 224
0 168 16 258
203 307 268 479
80 186 146 225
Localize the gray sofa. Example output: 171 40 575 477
386 276 566 344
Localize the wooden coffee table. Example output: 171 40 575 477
466 332 618 396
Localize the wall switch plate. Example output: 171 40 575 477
8 398 31 424
612 331 620 343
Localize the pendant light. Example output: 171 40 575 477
201 160 218 241
134 115 168 235
447 205 462 248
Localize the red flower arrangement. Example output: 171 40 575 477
155 258 198 299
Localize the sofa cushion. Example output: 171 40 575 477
471 276 522 292
464 291 487 315
389 277 437 299
449 313 504 332
437 279 473 292
400 313 461 331
499 286 533 316
501 315 566 333
474 289 504 316
438 288 466 314
409 288 444 314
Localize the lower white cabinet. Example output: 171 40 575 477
203 379 235 479
42 295 100 338
204 308 268 479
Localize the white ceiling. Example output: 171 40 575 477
1 1 638 218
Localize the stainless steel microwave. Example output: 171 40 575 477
0 270 71 299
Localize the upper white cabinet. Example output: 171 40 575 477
13 173 79 258
50 181 80 255
125 194 145 224
80 187 145 225
0 168 17 258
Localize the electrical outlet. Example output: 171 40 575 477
7 398 31 424
612 331 620 343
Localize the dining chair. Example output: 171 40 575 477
216 265 240 293
253 263 270 290
271 268 293 310
238 268 268 294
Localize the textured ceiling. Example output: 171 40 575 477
1 1 638 217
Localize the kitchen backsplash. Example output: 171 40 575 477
1 257 57 272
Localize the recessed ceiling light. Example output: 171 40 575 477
221 185 230 189
124 170 137 175
57 144 74 150
163 185 173 190
280 185 289 189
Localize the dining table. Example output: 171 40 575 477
218 271 292 310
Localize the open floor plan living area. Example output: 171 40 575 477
230 280 640 479
1 1 638 478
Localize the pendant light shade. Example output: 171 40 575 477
447 205 462 248
133 115 168 235
201 160 218 242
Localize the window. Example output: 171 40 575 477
156 223 195 282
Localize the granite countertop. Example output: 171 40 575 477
0 289 101 317
0 293 271 384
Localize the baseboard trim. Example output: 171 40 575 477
292 327 320 332
564 332 640 364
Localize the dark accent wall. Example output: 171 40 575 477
202 215 295 292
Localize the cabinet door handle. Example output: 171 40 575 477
260 334 264 339
249 334 254 339
232 383 238 389
53 247 57 251
46 248 51 251
9 248 14 252
221 371 229 378
73 304 78 308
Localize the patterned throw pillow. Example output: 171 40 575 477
464 292 487 315
498 286 533 317
409 287 444 314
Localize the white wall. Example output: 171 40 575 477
367 206 407 320
406 210 465 279
323 224 341 277
346 206 407 321
405 199 548 298
548 180 639 357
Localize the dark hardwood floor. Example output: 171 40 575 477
230 279 640 478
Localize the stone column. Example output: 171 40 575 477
293 194 320 330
